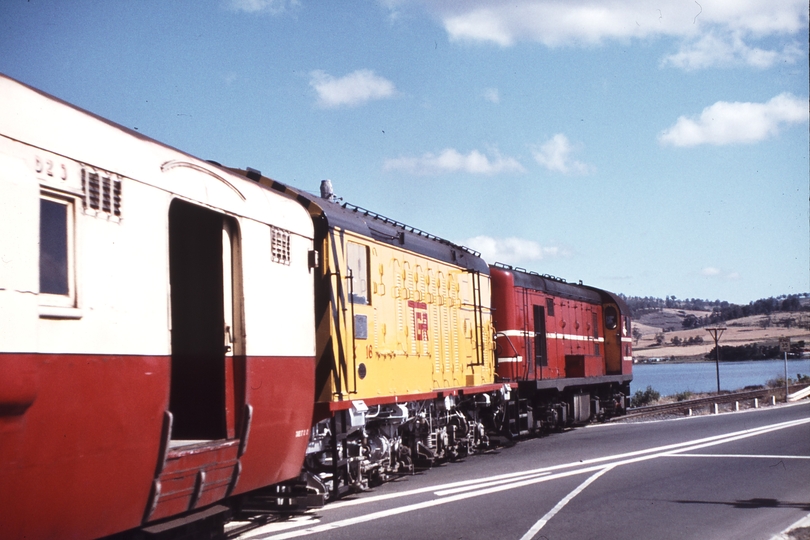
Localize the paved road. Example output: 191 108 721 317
234 402 810 540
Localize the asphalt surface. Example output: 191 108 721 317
233 401 810 540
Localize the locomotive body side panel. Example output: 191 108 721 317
491 266 608 383
315 227 495 406
491 268 519 380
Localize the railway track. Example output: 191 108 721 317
615 383 810 421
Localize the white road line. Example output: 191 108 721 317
670 454 810 460
660 418 810 457
240 417 810 539
520 466 615 540
323 468 561 511
434 471 551 496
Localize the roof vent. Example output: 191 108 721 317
320 179 335 201
246 167 261 182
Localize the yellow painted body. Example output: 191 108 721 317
316 229 495 404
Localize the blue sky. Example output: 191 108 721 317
1 0 807 305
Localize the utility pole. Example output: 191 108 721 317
780 337 791 402
706 327 726 394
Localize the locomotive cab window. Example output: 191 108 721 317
346 241 369 305
604 306 618 330
39 193 76 309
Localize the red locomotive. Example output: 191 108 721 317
490 264 632 435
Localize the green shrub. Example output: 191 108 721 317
766 376 785 388
632 386 660 406
674 391 693 402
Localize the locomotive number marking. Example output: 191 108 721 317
35 155 68 181
408 300 429 341
295 429 309 438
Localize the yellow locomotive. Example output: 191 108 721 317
235 171 501 499
309 188 495 403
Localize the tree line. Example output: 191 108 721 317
705 341 806 361
619 293 809 329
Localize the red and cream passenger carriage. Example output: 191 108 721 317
0 74 317 539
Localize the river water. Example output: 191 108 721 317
629 359 810 397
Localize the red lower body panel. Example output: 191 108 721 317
231 355 315 495
0 353 315 540
0 353 168 540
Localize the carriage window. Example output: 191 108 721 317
39 194 75 307
346 241 369 304
546 297 555 317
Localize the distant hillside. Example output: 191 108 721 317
631 308 810 361
635 309 696 332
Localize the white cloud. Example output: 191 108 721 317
465 235 569 264
659 93 808 147
662 32 804 70
531 134 593 174
224 0 297 14
383 148 525 175
483 87 500 104
309 69 397 108
425 1 807 69
701 267 740 281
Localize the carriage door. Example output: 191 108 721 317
168 199 242 442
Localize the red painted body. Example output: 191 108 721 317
0 352 315 540
234 356 316 494
490 266 632 384
0 353 167 540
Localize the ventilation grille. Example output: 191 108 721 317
82 169 122 217
271 225 291 265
